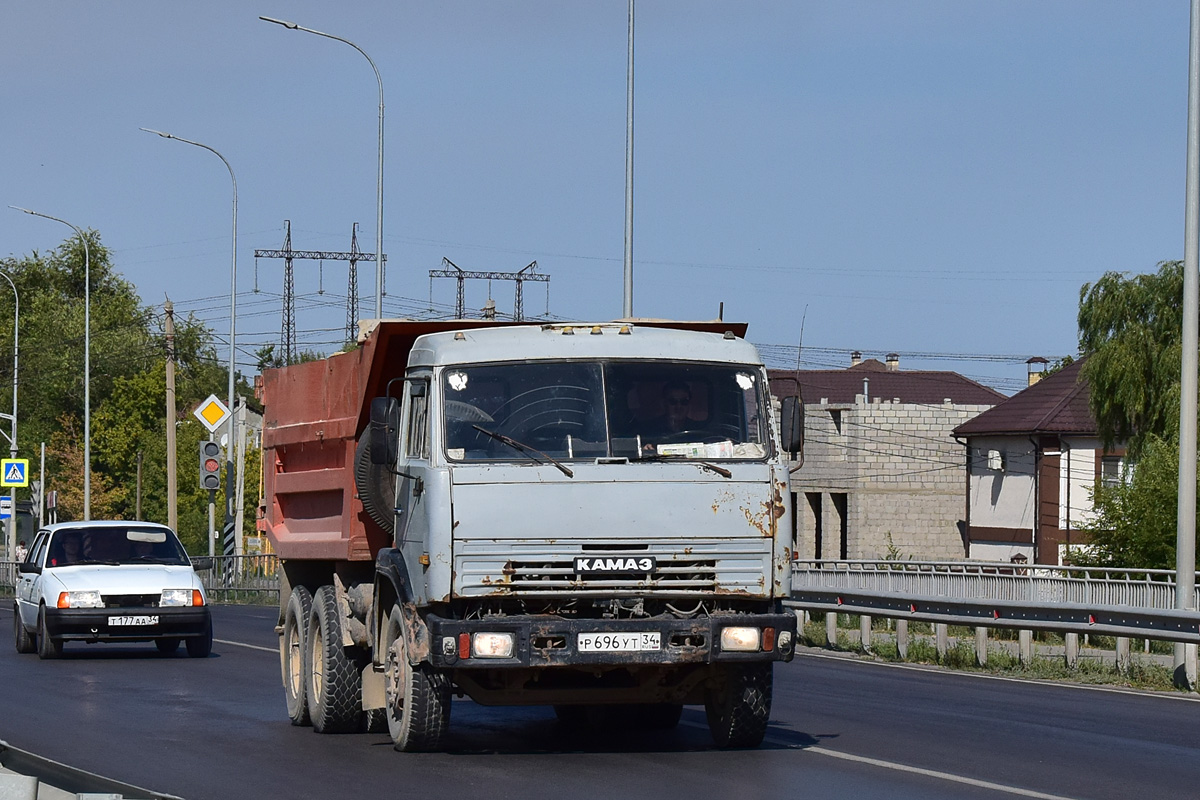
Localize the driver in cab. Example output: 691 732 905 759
641 381 700 450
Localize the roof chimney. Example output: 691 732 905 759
886 353 899 372
850 350 862 367
1026 356 1048 387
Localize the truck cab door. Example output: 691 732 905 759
395 376 432 553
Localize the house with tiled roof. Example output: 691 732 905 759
770 353 1005 562
952 357 1124 565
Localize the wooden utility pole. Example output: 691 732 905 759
165 299 178 531
135 450 143 520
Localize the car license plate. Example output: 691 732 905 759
578 632 660 652
108 615 159 627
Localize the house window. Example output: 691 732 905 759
1101 456 1123 487
829 409 843 435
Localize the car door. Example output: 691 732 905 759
16 531 48 629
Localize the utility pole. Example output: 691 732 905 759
135 450 143 520
165 299 178 532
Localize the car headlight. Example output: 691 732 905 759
720 626 761 652
58 591 103 609
471 632 515 658
160 589 195 607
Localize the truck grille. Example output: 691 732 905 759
454 539 771 598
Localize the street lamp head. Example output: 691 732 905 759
260 16 299 29
8 206 35 216
139 127 175 140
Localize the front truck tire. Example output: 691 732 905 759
282 586 313 726
705 663 773 748
383 606 451 752
308 585 365 733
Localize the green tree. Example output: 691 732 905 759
1077 260 1183 458
1076 435 1197 570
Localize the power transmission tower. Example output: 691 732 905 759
428 258 548 321
254 220 386 360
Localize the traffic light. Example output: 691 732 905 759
200 441 222 491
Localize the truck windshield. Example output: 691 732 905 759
442 361 768 462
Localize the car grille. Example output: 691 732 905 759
453 539 771 598
102 594 159 608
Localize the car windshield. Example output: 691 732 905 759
46 527 191 567
442 360 769 462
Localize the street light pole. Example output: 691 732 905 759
260 15 386 320
9 207 90 520
141 128 238 552
0 271 17 555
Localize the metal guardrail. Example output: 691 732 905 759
789 559 1200 644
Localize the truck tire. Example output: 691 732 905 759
282 586 313 726
308 585 364 733
354 435 396 534
383 606 451 751
13 603 35 654
36 605 62 659
704 663 772 748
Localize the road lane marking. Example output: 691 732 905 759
214 638 276 653
796 649 1200 703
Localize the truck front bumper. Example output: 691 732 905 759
425 611 797 669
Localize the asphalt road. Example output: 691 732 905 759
2 604 1197 800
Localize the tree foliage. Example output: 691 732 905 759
1077 260 1183 458
1076 435 1196 570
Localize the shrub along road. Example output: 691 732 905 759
1 604 1197 799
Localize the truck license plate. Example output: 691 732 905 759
108 615 159 627
578 632 660 652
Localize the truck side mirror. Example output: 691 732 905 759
780 396 804 458
370 396 401 466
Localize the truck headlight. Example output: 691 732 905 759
472 632 515 658
58 591 103 609
160 589 193 607
720 626 761 652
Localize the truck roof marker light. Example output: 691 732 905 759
724 331 736 340
562 326 574 335
454 332 466 341
618 325 631 335
591 326 603 335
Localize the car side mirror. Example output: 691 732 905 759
18 562 41 575
370 396 401 466
191 557 213 572
780 396 804 459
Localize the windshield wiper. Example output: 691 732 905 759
635 452 732 478
472 425 574 478
72 559 121 566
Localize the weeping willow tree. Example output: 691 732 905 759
1078 260 1184 459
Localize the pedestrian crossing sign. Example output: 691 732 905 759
1 459 29 487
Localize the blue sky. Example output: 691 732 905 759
1 2 1191 393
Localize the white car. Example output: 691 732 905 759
13 521 213 659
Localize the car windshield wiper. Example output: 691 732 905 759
472 425 574 478
130 556 177 564
635 451 732 478
71 558 121 566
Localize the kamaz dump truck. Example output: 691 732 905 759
259 319 803 751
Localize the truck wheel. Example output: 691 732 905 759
14 603 35 654
363 707 389 734
36 606 62 659
354 435 396 534
308 585 365 733
704 663 772 748
282 586 313 726
383 606 451 751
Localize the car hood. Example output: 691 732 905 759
47 564 200 593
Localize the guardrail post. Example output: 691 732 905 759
1019 630 1033 666
1116 636 1131 674
826 612 837 648
1065 632 1079 669
975 627 988 666
897 619 908 659
936 623 948 660
860 614 872 651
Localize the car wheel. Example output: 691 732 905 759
282 586 313 726
704 663 772 748
186 616 213 658
307 585 363 733
155 638 181 655
13 603 36 654
36 606 62 660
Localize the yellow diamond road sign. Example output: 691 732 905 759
1 459 29 487
193 394 231 433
